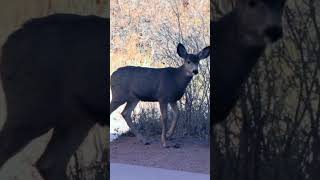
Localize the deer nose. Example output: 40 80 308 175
265 26 283 42
193 70 198 75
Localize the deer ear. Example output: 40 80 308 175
281 0 287 6
197 46 210 60
177 43 188 58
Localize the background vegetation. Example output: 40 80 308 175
212 0 320 180
110 0 210 140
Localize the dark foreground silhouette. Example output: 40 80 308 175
211 0 287 179
0 14 109 180
212 0 286 124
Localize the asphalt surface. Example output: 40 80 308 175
110 163 210 180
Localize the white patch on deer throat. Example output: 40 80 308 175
185 71 194 77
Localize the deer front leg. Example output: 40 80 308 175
159 101 168 148
166 102 178 138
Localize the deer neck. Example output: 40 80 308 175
175 65 193 90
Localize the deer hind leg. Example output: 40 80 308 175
110 99 125 115
35 120 94 180
110 87 127 115
0 116 51 170
166 102 179 139
159 102 168 148
121 100 149 145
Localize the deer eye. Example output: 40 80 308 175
187 61 191 64
248 0 257 7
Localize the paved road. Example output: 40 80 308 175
110 163 210 180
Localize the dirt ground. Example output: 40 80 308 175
110 136 210 174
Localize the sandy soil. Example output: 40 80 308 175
110 136 210 174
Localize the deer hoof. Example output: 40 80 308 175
173 143 181 149
162 142 169 148
138 136 150 145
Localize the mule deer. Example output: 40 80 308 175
0 14 108 180
110 43 210 147
212 0 287 124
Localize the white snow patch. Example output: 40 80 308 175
110 101 130 142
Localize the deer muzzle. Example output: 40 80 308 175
264 26 283 42
193 70 199 75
